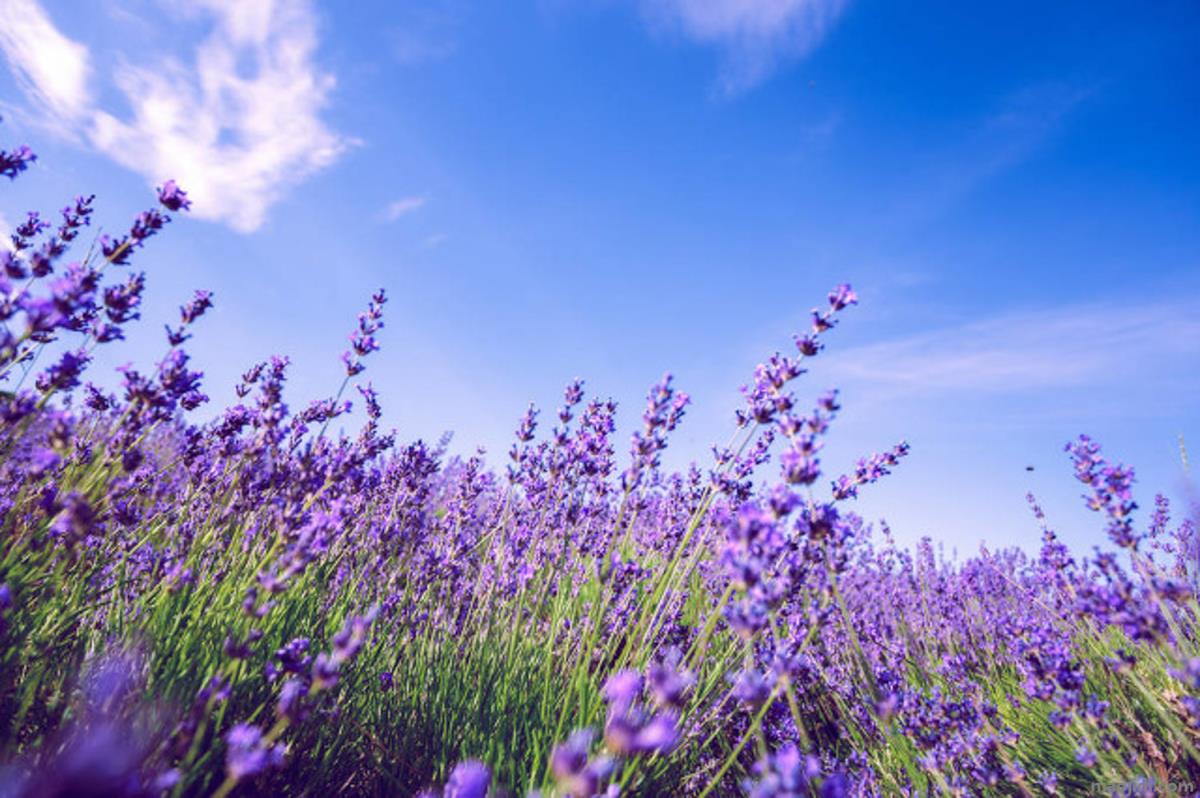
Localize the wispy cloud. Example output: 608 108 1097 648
381 195 427 222
0 0 90 125
638 0 848 94
799 109 842 145
830 298 1200 398
0 0 349 233
884 82 1094 230
0 212 12 252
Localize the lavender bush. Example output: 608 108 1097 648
1 128 1198 797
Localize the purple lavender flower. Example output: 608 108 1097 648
602 670 642 713
827 283 858 311
1067 435 1139 549
0 582 11 634
647 650 693 709
600 668 681 755
331 608 377 664
0 143 36 179
444 760 491 798
156 179 192 212
277 678 309 722
550 729 616 798
225 723 286 781
312 653 340 691
267 637 311 679
166 289 214 345
50 491 99 546
622 373 689 491
35 348 90 394
743 742 822 798
832 441 911 501
731 667 775 709
12 211 49 251
342 289 387 376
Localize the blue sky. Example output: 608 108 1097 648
1 0 1197 556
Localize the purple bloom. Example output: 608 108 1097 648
12 211 49 251
270 637 311 678
225 723 286 781
445 760 490 798
647 652 693 709
35 348 90 394
622 373 689 491
1074 743 1096 767
0 143 36 179
832 441 911 500
277 678 308 722
602 670 642 713
779 443 821 486
342 289 387 376
50 491 99 545
313 652 340 691
166 289 214 344
332 608 377 664
743 742 825 798
550 729 616 798
156 179 192 212
827 283 858 311
731 668 775 708
1173 657 1200 686
601 668 681 756
1066 435 1140 549
630 711 679 753
0 583 12 633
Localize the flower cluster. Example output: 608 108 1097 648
343 289 387 376
1 130 1197 798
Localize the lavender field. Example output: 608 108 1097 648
0 128 1198 798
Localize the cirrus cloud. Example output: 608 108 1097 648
829 298 1200 400
639 0 848 94
381 195 427 222
0 0 350 233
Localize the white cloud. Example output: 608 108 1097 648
830 299 1200 397
0 0 349 233
381 195 427 222
0 0 90 125
0 212 12 252
640 0 847 93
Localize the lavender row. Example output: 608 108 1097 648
0 126 1198 798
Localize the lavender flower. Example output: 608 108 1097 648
601 669 681 755
550 729 616 798
342 289 387 376
0 143 36 179
1067 435 1139 549
622 373 689 491
225 723 286 781
743 742 823 798
444 760 491 798
156 179 192 212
